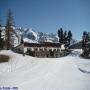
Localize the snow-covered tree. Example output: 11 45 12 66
58 28 64 44
5 10 15 50
58 28 72 48
67 30 72 47
0 25 4 49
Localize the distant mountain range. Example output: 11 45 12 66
15 27 59 43
1 26 80 46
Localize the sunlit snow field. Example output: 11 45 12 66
0 49 90 90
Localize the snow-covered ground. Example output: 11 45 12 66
0 49 90 90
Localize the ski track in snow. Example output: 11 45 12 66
0 49 90 90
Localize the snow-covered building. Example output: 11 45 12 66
24 42 69 58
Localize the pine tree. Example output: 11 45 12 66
21 35 24 44
5 10 15 50
58 28 73 48
63 31 68 44
0 25 4 49
0 25 1 39
83 31 88 41
86 33 89 42
0 25 2 49
67 30 72 47
63 31 68 48
82 31 90 56
82 31 87 50
58 28 64 44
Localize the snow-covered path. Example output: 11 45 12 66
0 50 90 90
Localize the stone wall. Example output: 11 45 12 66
26 47 70 58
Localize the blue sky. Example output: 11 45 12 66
0 0 90 39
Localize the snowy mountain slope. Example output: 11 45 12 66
23 38 38 43
15 27 78 44
0 26 80 44
15 27 59 43
23 28 38 41
0 49 90 90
